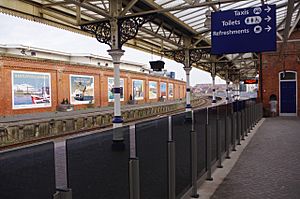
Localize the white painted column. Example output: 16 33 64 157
211 60 217 104
235 82 240 101
109 1 126 150
184 66 192 112
108 49 124 131
212 74 216 104
226 81 230 103
225 70 230 104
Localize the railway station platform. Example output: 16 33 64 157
0 99 262 199
198 116 300 199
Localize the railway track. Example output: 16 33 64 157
0 98 211 151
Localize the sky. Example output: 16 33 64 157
0 13 225 86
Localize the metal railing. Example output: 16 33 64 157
0 99 263 199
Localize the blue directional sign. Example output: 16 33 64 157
211 4 276 55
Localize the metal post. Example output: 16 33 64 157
226 81 230 103
212 75 216 104
225 70 230 103
217 119 223 168
225 116 231 159
211 56 217 104
109 49 125 150
237 112 241 145
191 129 199 198
184 66 192 120
129 158 140 199
108 0 126 150
254 104 256 124
234 83 240 101
245 107 248 134
232 113 237 151
247 107 250 134
168 141 176 199
251 104 253 128
183 38 192 119
241 110 245 141
53 188 72 199
206 124 213 181
129 125 136 159
54 141 71 199
167 115 175 199
244 108 248 136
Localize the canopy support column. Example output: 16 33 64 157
211 61 217 104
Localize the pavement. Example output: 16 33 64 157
200 117 300 199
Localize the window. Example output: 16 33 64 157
280 71 296 80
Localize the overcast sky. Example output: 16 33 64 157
0 13 225 86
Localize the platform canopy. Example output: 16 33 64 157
1 0 299 81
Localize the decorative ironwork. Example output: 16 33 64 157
118 15 153 48
174 50 185 64
81 15 153 48
190 49 206 65
164 48 209 66
81 21 112 47
163 50 184 64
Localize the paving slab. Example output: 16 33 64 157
210 117 300 199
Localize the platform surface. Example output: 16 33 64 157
211 117 300 199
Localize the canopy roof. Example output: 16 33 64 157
1 0 299 81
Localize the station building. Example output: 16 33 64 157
261 30 300 116
0 45 186 116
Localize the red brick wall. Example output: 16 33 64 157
261 30 300 115
0 55 186 116
0 60 4 115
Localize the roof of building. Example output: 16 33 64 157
1 0 299 82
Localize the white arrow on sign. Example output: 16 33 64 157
265 25 272 32
264 6 271 13
265 15 271 22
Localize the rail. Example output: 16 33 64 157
0 97 209 149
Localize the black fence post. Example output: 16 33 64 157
237 111 241 145
129 158 140 199
225 116 231 159
232 112 237 151
206 124 213 181
217 119 223 168
241 110 245 141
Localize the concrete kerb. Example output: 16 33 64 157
192 118 265 199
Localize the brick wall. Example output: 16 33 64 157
261 30 300 115
0 55 186 116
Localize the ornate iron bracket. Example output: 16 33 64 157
81 21 112 47
164 48 210 66
118 15 153 48
81 15 154 48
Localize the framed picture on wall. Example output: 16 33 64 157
132 79 144 100
160 82 167 99
149 81 157 99
168 83 174 98
70 75 94 105
12 71 51 109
